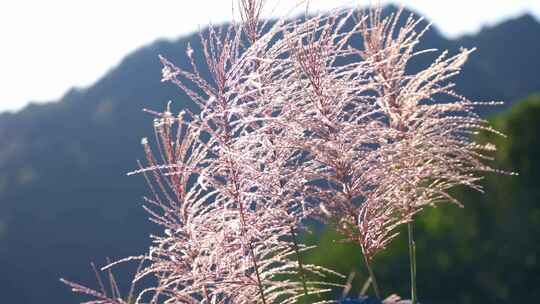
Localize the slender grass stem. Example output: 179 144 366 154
360 277 371 296
203 286 211 303
290 227 309 299
362 255 381 299
231 163 267 304
238 200 267 304
408 222 417 304
247 240 267 304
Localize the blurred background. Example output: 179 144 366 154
0 1 539 303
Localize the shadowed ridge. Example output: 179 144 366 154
456 13 540 105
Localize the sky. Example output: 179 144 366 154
1 0 539 113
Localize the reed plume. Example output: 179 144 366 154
63 2 509 303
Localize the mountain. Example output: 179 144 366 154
0 7 539 303
456 13 540 107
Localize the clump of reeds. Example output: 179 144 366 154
62 1 510 303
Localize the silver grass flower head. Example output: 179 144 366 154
63 1 511 302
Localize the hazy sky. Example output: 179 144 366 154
1 0 539 112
